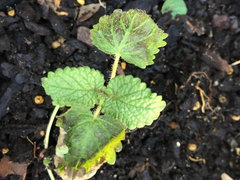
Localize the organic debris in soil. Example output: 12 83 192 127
201 50 233 73
0 156 29 179
77 26 92 46
0 0 240 179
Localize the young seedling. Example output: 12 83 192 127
161 0 187 19
42 9 167 180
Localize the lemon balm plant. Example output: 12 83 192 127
42 9 168 180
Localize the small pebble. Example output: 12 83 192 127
236 147 240 156
230 115 240 121
227 68 234 75
51 40 61 49
188 143 197 152
2 148 9 154
40 130 45 136
192 101 201 110
218 95 227 104
77 0 85 5
121 62 126 70
176 141 181 147
8 9 15 17
15 73 26 84
168 122 180 129
58 37 65 44
34 96 44 104
213 80 219 86
212 15 230 30
221 173 233 180
150 80 156 85
211 116 217 120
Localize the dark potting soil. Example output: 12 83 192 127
0 0 240 179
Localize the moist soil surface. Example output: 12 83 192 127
0 0 240 179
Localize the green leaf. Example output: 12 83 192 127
161 0 187 19
43 157 52 167
90 9 168 69
102 75 166 129
56 106 125 171
42 66 105 107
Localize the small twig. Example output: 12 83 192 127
33 142 37 159
195 81 206 113
25 136 34 145
231 59 240 66
188 155 206 164
182 72 214 113
98 0 106 9
22 136 38 159
184 71 212 95
195 80 214 113
148 163 162 178
22 171 27 180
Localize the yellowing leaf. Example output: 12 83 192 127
90 9 168 68
55 106 125 172
54 130 124 180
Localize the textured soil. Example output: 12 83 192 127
0 0 240 180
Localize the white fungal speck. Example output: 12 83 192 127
176 141 181 147
213 80 219 86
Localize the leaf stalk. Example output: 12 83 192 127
46 167 55 180
44 105 60 149
110 53 121 80
93 105 102 119
44 105 59 180
93 53 121 118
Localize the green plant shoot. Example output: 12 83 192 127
161 0 187 19
42 9 167 180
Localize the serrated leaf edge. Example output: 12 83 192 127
103 75 166 129
81 129 125 172
42 66 105 107
90 9 168 68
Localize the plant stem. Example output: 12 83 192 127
93 105 102 119
110 53 121 80
93 54 121 119
43 105 59 180
44 105 60 149
46 168 55 180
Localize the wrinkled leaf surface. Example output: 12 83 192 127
90 9 168 68
42 67 105 107
56 106 125 171
103 75 166 129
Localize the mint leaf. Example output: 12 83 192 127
42 67 105 107
90 9 168 69
56 106 125 170
102 75 166 129
161 0 187 19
